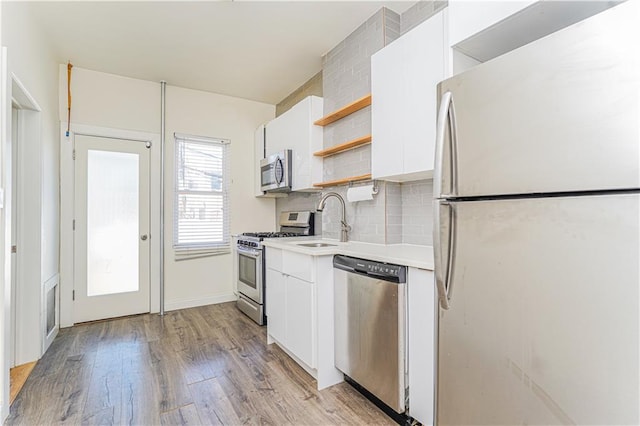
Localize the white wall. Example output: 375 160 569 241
164 85 276 309
1 1 60 419
3 3 59 285
58 67 275 315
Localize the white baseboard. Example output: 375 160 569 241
164 293 237 312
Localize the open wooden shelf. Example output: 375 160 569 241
313 173 372 188
313 94 372 127
313 135 372 158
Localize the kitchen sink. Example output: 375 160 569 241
297 242 338 248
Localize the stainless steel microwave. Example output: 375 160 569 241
260 150 292 192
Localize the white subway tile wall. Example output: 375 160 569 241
401 1 448 35
384 7 402 46
275 71 323 117
321 8 400 183
401 179 434 245
320 183 387 244
386 182 403 244
275 2 445 246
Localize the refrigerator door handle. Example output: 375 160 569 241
434 91 458 199
434 200 456 310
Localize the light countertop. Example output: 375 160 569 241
261 237 434 270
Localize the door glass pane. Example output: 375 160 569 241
238 254 257 289
87 150 139 296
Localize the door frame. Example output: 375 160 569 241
11 76 44 365
1 52 49 418
60 123 161 327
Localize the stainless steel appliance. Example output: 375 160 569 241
236 211 314 325
260 150 292 193
333 255 408 414
434 3 639 425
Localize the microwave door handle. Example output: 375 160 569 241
275 157 284 185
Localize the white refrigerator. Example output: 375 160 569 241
433 2 639 425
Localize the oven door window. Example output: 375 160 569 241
238 253 257 289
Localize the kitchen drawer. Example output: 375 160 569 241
282 250 314 282
266 247 282 272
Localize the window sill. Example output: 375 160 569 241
174 247 230 261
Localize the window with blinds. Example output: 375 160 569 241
174 133 230 257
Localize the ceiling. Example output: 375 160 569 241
27 1 416 105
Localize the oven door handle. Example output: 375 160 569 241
237 246 262 258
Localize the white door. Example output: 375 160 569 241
74 135 150 323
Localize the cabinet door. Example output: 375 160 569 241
371 37 404 180
372 11 446 181
254 125 265 197
265 113 288 155
266 268 286 343
266 247 282 273
282 250 313 282
286 275 315 368
402 11 445 176
448 1 536 48
408 268 436 426
264 97 323 192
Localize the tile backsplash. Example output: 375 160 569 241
275 179 434 246
401 179 434 246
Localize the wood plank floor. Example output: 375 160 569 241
7 302 394 425
9 362 37 404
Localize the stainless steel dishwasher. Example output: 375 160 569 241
333 255 408 414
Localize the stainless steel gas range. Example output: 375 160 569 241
236 211 314 325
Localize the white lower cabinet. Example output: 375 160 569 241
407 267 436 426
265 267 286 344
285 275 314 367
265 247 342 390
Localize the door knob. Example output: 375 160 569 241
141 234 148 241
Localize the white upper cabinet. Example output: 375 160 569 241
448 1 536 49
254 124 266 197
265 96 323 192
254 123 288 198
449 1 621 65
371 9 447 182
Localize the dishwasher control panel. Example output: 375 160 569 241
334 255 407 283
356 262 402 277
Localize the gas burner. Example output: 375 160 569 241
270 232 301 238
242 231 303 239
241 232 269 238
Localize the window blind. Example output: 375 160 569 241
174 133 230 259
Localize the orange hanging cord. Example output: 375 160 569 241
66 61 73 137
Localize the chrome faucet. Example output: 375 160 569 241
317 192 351 242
